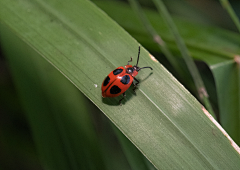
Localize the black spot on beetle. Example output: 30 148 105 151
127 68 133 74
103 76 110 86
110 85 121 94
113 68 123 75
121 75 130 84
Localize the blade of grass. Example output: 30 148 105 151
152 0 215 116
128 0 185 78
219 0 240 32
0 23 107 169
94 1 240 145
210 59 240 145
111 123 156 170
218 1 240 143
1 0 240 169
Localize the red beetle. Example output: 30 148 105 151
101 46 153 104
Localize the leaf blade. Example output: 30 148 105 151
1 0 240 169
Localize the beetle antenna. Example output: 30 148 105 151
138 66 153 71
136 46 140 67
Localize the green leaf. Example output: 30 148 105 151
210 60 240 145
94 0 240 145
1 0 240 169
0 21 106 170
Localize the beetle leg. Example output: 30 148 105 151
127 57 132 65
133 77 139 92
119 92 126 105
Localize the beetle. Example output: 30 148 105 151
101 46 153 105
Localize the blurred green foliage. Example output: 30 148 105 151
0 0 240 169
